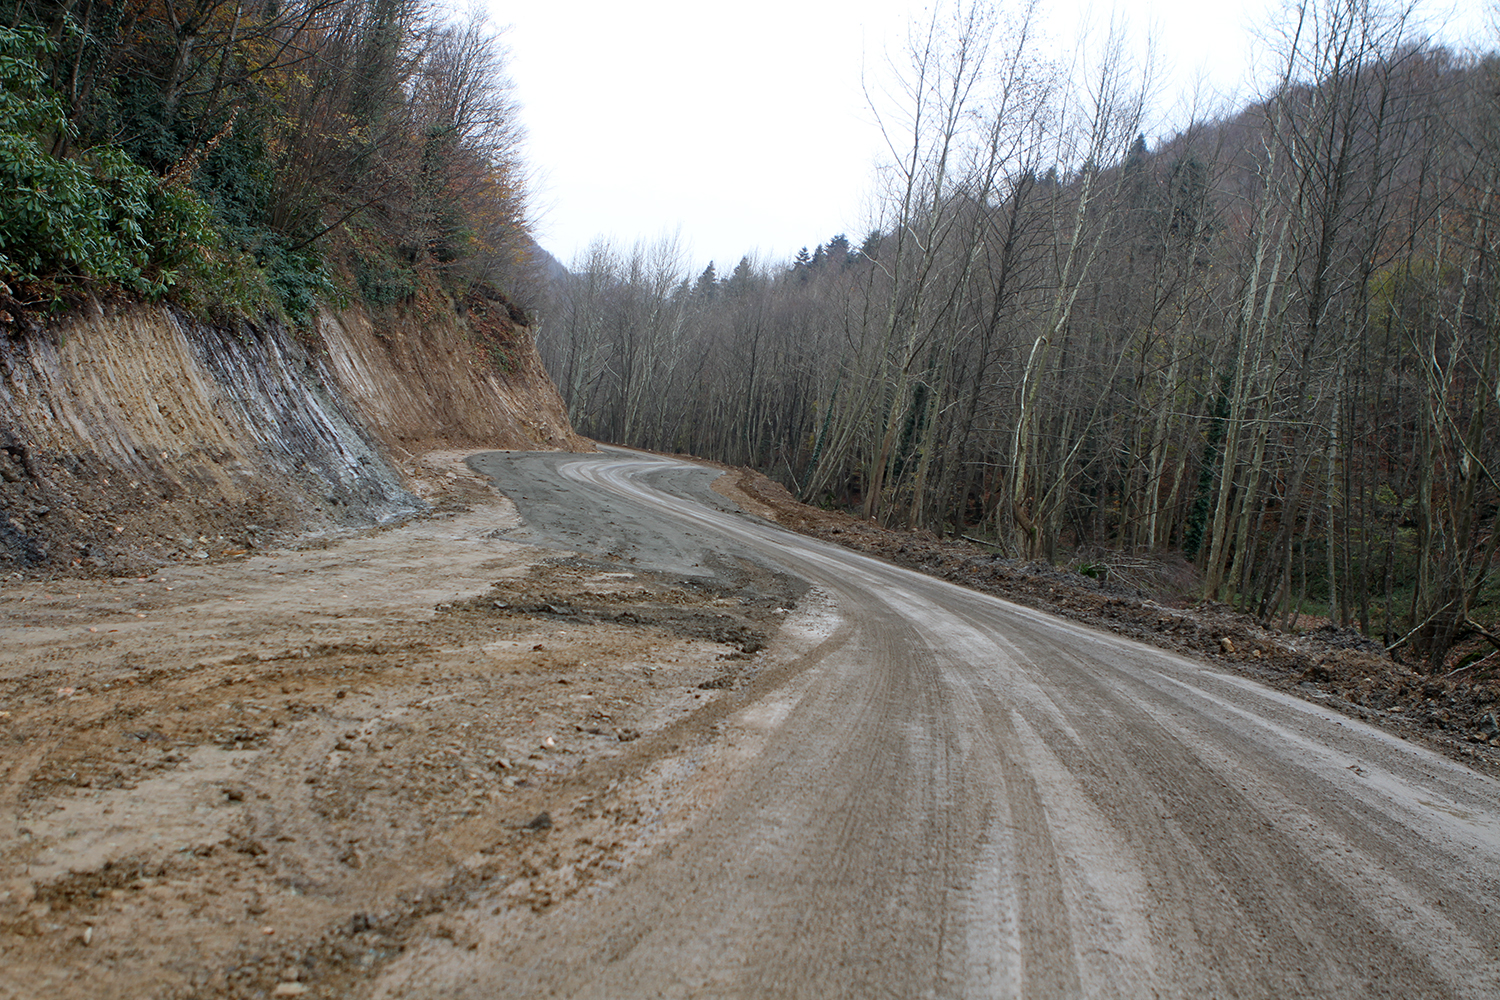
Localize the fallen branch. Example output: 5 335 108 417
1463 617 1500 651
1385 603 1457 653
1444 649 1499 679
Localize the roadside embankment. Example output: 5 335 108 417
0 295 587 576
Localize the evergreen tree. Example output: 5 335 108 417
694 261 718 298
826 233 852 266
1167 155 1212 244
728 256 754 295
792 246 812 280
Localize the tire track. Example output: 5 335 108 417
371 449 1500 1000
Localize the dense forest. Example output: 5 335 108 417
0 0 532 321
537 0 1500 668
3 0 1495 670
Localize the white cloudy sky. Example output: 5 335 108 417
490 0 1492 274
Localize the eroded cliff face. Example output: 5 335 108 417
0 295 586 574
320 290 585 453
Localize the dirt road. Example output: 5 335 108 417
381 450 1500 999
3 449 1498 998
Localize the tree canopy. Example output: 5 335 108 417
0 0 533 319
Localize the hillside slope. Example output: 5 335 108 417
0 296 587 575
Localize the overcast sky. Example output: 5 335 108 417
491 0 1492 275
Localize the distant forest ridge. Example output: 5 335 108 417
535 1 1500 669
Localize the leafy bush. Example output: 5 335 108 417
0 26 228 301
253 234 337 325
353 251 418 307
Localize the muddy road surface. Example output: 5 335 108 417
3 448 1497 999
378 449 1499 999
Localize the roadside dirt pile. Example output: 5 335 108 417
714 467 1500 775
0 294 586 577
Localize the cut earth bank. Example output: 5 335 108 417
0 448 1495 1000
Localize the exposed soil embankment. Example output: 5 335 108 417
711 466 1500 775
320 292 587 455
0 296 586 576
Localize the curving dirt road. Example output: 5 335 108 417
371 449 1500 999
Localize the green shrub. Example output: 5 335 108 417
353 251 418 307
0 25 231 302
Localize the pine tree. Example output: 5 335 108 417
826 233 852 267
728 256 754 294
792 246 812 280
694 261 718 298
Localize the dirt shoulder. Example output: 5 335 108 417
710 466 1500 778
0 453 804 1000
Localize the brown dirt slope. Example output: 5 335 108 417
712 467 1500 776
0 294 586 577
319 291 589 456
